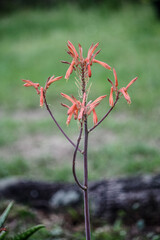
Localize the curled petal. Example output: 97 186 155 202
87 63 92 77
92 109 98 126
74 109 79 120
61 93 75 104
22 79 40 94
46 76 63 89
67 103 77 115
107 78 115 89
91 95 107 105
87 95 107 115
91 49 101 62
87 43 94 59
119 87 131 104
78 43 83 60
61 103 69 109
65 60 75 79
87 42 99 60
126 77 138 90
40 87 44 107
109 87 114 107
113 68 118 87
66 113 73 126
67 41 79 59
92 59 111 70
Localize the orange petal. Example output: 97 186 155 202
87 43 94 59
92 109 98 126
109 87 114 107
22 79 40 94
61 93 75 104
67 41 79 59
87 42 99 60
125 77 138 90
113 68 118 87
67 103 77 115
47 76 63 88
65 60 75 79
78 43 83 60
87 63 92 77
40 87 44 107
66 113 73 125
92 59 111 70
119 87 131 104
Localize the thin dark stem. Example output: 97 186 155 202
43 94 83 154
72 123 86 191
83 118 91 240
88 94 119 133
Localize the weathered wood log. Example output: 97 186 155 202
0 174 160 225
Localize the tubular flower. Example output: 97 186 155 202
61 93 81 125
61 93 107 126
40 87 44 107
22 75 62 106
86 43 111 77
63 41 111 79
22 80 40 94
119 77 138 104
107 68 119 107
45 75 63 90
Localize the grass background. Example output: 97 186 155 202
0 3 160 182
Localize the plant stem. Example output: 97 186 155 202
83 118 91 240
72 124 86 191
44 94 83 154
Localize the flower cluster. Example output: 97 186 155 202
108 68 138 106
22 41 137 127
61 92 107 125
22 76 63 107
64 41 111 79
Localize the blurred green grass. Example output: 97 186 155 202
0 3 160 181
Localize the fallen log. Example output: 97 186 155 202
0 174 160 225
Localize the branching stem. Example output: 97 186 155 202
43 94 83 154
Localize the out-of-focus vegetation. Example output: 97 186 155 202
0 2 160 239
0 3 160 181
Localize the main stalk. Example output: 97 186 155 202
81 62 91 240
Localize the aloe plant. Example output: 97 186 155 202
0 203 44 240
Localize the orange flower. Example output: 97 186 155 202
119 77 138 104
86 43 111 77
87 95 107 115
22 79 40 94
61 93 81 125
86 95 107 125
46 75 63 89
92 109 98 126
40 87 44 107
108 68 119 106
109 87 114 107
65 60 75 79
64 41 111 79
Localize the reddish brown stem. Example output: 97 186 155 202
83 118 91 240
43 94 83 154
72 124 86 191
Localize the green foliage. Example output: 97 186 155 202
0 203 44 240
10 225 45 240
0 202 13 228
